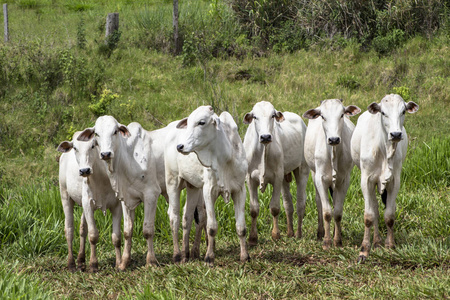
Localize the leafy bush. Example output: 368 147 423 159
392 86 411 101
372 29 406 55
89 88 119 116
336 74 361 90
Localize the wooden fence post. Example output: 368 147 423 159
173 0 180 55
3 3 8 42
105 12 119 43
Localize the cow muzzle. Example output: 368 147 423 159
260 134 272 144
390 131 403 142
100 151 112 160
79 168 92 177
328 137 341 145
177 144 187 154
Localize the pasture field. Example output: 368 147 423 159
0 1 449 299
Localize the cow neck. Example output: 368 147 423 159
379 118 398 193
197 125 233 203
88 157 109 215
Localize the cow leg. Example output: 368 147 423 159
111 202 122 269
384 178 399 249
358 175 377 263
314 172 332 250
77 212 87 271
182 186 201 262
311 171 324 240
281 177 294 238
269 181 282 241
293 167 309 239
192 195 206 260
247 177 260 246
143 194 159 267
232 186 250 263
167 182 182 263
332 175 350 248
82 199 99 273
203 183 217 267
119 202 135 271
62 193 76 272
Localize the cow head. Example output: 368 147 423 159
57 132 99 177
368 94 419 142
176 105 220 155
303 99 360 146
77 115 130 161
243 101 284 145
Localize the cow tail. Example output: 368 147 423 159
328 187 333 199
381 190 387 208
194 206 199 225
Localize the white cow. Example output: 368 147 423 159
174 106 250 266
303 99 361 249
57 132 121 272
243 101 312 245
351 94 419 262
78 116 161 270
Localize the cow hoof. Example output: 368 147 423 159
205 256 214 268
287 229 295 238
322 239 332 250
334 239 343 247
317 231 324 241
385 243 396 250
357 255 367 264
191 250 200 260
173 253 182 263
271 231 281 241
89 264 99 273
295 230 302 239
248 236 258 247
77 264 86 272
240 253 250 263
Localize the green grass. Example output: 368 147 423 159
0 0 449 298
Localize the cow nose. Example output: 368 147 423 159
328 137 341 145
79 168 91 177
177 144 184 153
260 134 272 144
101 152 112 160
390 132 402 141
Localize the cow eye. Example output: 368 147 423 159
341 114 344 118
321 115 326 121
198 120 206 126
113 130 118 135
402 110 406 115
272 114 276 118
95 133 99 137
73 147 77 151
253 115 257 120
91 144 95 149
381 111 386 116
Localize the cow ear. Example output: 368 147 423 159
118 124 131 137
213 115 221 130
243 112 253 124
303 108 321 119
176 118 188 129
77 128 95 141
57 141 73 153
406 101 419 114
344 105 361 117
367 102 381 114
275 111 285 123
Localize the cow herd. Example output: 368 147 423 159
57 94 418 272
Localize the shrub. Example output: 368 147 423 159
89 88 119 116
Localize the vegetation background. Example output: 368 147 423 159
0 0 449 298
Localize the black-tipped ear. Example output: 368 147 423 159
177 118 188 129
275 111 285 123
345 105 361 117
406 101 419 113
118 124 131 137
57 141 73 153
367 102 381 114
303 108 321 119
243 113 253 124
77 128 95 141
